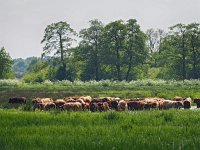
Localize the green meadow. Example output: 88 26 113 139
1 79 200 149
0 109 200 150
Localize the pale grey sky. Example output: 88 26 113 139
0 0 200 58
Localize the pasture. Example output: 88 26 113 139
1 79 200 102
1 79 200 149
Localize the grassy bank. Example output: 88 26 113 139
0 109 200 150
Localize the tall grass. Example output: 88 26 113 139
0 109 200 149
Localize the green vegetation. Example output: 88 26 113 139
1 79 200 103
0 109 200 150
2 20 199 82
0 47 14 79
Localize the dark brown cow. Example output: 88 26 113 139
127 101 145 110
194 98 200 108
9 97 26 104
183 97 192 109
98 102 109 111
108 100 119 110
89 102 99 112
34 103 46 110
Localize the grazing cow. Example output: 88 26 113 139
44 102 56 110
32 98 53 104
54 99 66 108
127 101 145 110
163 100 182 109
9 97 26 104
100 97 112 102
89 102 99 112
76 99 86 110
158 100 164 110
63 102 82 111
98 102 109 112
176 101 184 109
91 98 102 103
144 98 159 110
173 96 183 101
118 100 127 111
79 96 92 103
194 98 200 108
84 102 90 111
108 100 119 110
183 97 192 109
34 103 46 110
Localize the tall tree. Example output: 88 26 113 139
41 21 76 80
125 19 147 81
104 20 126 81
186 23 200 79
79 19 104 81
0 47 13 79
170 24 187 81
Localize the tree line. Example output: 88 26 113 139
1 19 200 82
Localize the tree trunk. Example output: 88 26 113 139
94 40 99 81
191 37 197 79
59 33 67 80
126 54 133 81
181 34 186 81
116 46 121 81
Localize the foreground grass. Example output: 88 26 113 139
1 109 200 150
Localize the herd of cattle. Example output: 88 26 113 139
8 96 200 112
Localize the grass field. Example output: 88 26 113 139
1 79 200 149
1 109 200 150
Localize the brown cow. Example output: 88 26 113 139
34 103 46 110
79 96 92 103
144 98 159 110
163 100 182 109
63 102 82 111
173 96 183 101
127 100 145 110
183 97 192 109
54 99 66 108
98 102 109 111
32 98 53 104
9 97 26 104
108 100 119 110
44 102 56 110
118 100 127 111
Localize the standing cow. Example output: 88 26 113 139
9 97 26 104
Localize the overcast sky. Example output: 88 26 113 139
0 0 200 58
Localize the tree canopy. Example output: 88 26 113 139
0 47 13 79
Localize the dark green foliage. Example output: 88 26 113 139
41 21 76 80
6 20 200 82
153 23 200 80
0 47 14 79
